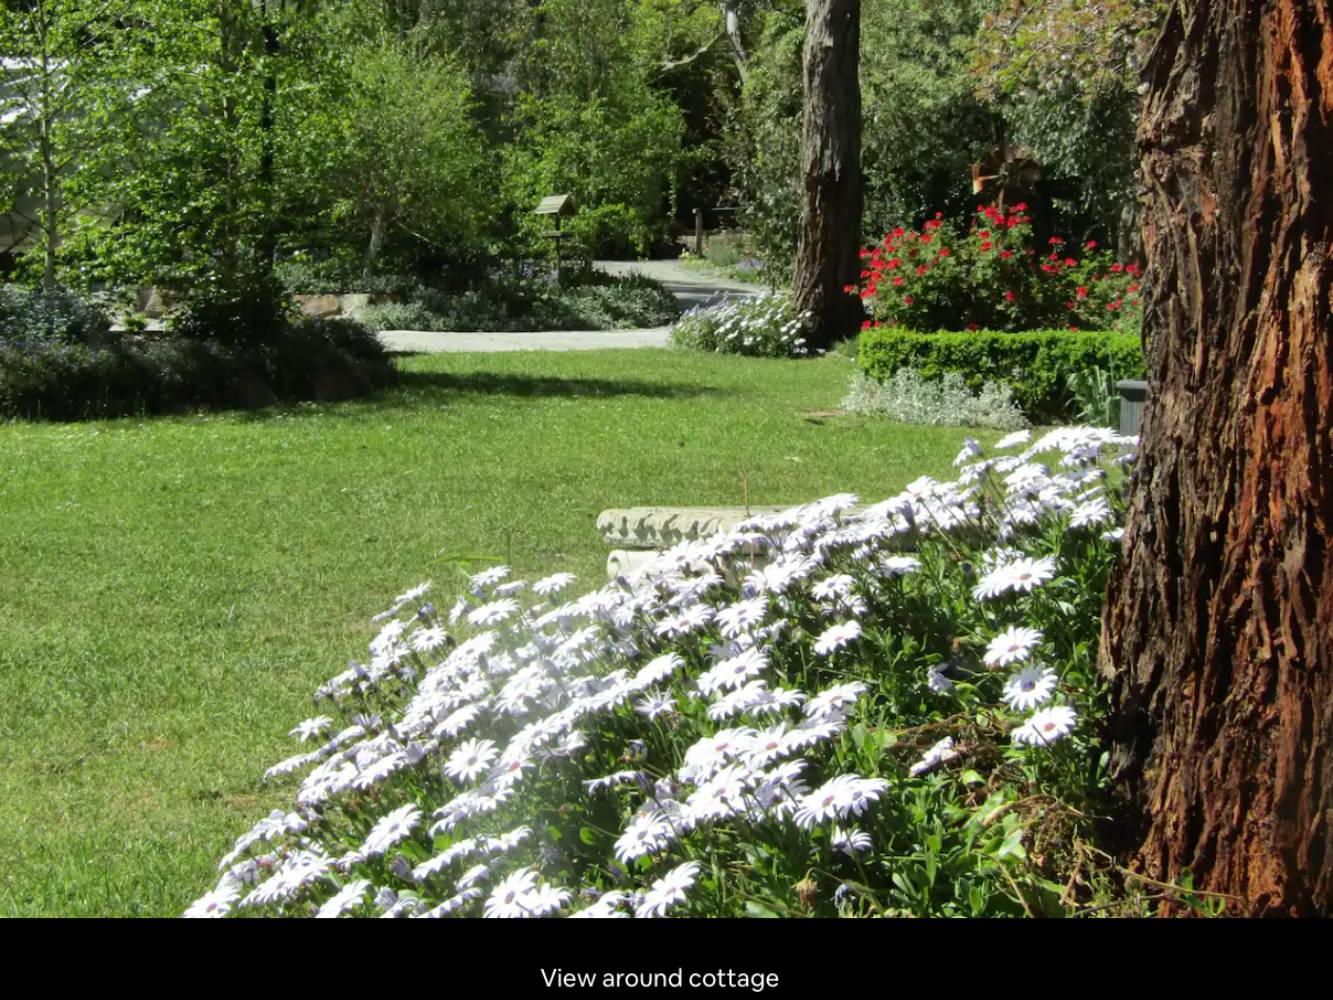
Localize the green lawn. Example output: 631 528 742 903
0 348 992 916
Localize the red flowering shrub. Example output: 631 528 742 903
849 204 1143 333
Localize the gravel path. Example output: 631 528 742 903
377 259 760 354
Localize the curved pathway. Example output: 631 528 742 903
377 259 761 354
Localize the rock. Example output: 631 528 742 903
294 294 342 319
338 293 370 315
137 286 166 318
596 506 799 549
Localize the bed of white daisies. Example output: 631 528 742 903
188 425 1136 919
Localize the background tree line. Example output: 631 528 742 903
0 0 1163 303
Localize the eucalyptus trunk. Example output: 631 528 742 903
1101 0 1333 916
793 0 862 351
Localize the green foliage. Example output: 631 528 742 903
0 315 393 420
857 326 1145 421
356 271 681 333
504 92 687 259
323 38 493 274
0 284 113 344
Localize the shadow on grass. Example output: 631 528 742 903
230 366 722 422
390 369 719 401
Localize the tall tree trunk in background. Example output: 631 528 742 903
1101 0 1333 916
793 0 861 351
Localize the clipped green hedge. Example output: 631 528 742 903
857 327 1146 421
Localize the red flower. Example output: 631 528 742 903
1064 301 1074 311
979 241 993 252
978 230 991 239
1004 290 1016 302
887 258 901 269
999 249 1013 260
1110 263 1123 273
861 320 872 330
966 322 979 331
1128 283 1141 293
935 211 943 219
1006 215 1019 227
1068 325 1080 332
938 248 950 257
892 276 904 286
1013 202 1028 211
1085 240 1098 250
1076 286 1088 299
1127 263 1141 275
892 226 905 237
915 265 928 276
1064 258 1077 268
843 284 858 294
920 234 933 243
1048 236 1064 245
902 295 914 305
859 248 870 258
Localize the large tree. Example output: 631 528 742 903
792 0 861 349
1101 0 1332 915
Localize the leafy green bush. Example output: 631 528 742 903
842 369 1027 430
357 272 680 333
0 285 114 345
0 316 394 421
670 293 812 358
857 326 1145 421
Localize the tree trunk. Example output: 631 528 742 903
1101 0 1333 916
793 0 862 351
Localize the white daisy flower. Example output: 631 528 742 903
876 555 921 577
634 862 700 918
926 666 954 693
361 803 421 857
467 598 520 627
971 556 1057 601
993 429 1031 450
445 738 499 783
532 572 577 596
315 879 371 918
635 692 677 721
288 716 333 743
1002 665 1059 711
613 810 675 863
1012 705 1078 746
831 826 873 856
953 438 983 467
483 868 540 918
469 566 511 589
984 626 1043 667
804 681 867 721
793 774 887 828
813 620 862 656
183 882 241 918
908 737 959 776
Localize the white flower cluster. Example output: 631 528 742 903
669 292 814 358
189 425 1135 919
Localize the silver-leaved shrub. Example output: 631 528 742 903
190 426 1138 919
842 368 1027 430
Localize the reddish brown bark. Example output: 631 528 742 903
1101 0 1333 916
793 0 862 350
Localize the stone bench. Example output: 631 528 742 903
593 504 908 578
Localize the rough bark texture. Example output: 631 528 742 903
1101 0 1333 916
793 0 862 351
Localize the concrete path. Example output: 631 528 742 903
377 259 760 354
